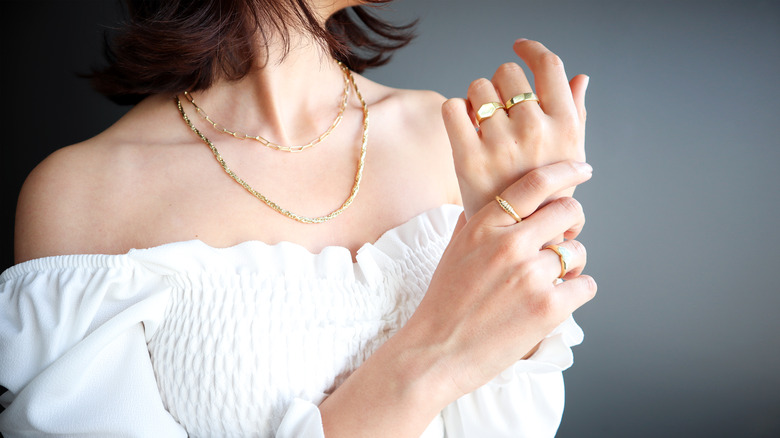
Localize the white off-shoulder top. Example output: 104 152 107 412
0 205 583 437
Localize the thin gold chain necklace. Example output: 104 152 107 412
175 68 368 224
183 62 351 153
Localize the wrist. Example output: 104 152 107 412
318 324 455 437
384 323 463 409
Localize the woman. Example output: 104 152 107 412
0 0 595 436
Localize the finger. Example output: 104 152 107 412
569 74 589 124
513 39 576 117
479 160 592 227
539 240 587 281
548 208 585 243
563 218 584 241
442 98 480 160
552 274 597 313
517 196 585 249
466 78 508 132
491 62 542 118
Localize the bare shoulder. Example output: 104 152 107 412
15 138 126 262
353 75 461 204
14 96 178 263
356 76 449 134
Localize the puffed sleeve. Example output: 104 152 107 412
0 255 186 437
275 398 447 438
276 398 326 437
441 316 584 437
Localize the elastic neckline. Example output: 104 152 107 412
2 205 463 283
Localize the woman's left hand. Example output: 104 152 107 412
442 39 589 219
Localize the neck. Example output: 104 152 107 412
185 32 350 146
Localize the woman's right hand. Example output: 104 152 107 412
401 159 597 404
320 160 596 438
443 39 589 220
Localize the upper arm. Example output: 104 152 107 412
14 144 117 263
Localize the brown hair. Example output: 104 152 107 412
91 0 416 105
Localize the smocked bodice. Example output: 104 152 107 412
1 205 583 437
146 208 453 436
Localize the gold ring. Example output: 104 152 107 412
494 196 522 223
476 102 506 124
543 244 572 279
505 92 540 110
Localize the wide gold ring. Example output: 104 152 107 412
494 196 522 223
543 244 572 279
505 92 540 110
476 102 506 124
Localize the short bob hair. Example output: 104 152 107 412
92 0 415 105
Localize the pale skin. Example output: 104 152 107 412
14 1 596 436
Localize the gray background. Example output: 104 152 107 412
2 0 779 436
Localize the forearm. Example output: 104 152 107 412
318 325 453 437
320 160 596 436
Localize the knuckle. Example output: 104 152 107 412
581 275 598 298
525 260 550 285
556 197 583 216
488 229 530 266
562 111 581 129
441 98 461 114
490 237 517 264
569 240 587 263
529 293 555 318
495 62 523 77
563 160 582 174
539 51 563 68
441 98 464 119
465 224 487 247
569 239 586 256
469 78 494 93
524 167 555 193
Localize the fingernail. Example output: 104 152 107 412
575 162 592 173
583 75 590 90
515 38 528 44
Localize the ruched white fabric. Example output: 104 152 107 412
0 205 583 437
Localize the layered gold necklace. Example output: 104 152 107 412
176 65 368 224
183 62 351 153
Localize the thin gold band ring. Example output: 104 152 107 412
543 244 572 279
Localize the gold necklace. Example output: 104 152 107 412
183 62 351 153
176 68 368 224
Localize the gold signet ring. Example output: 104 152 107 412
495 196 522 223
476 102 506 124
543 244 572 279
505 92 540 110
